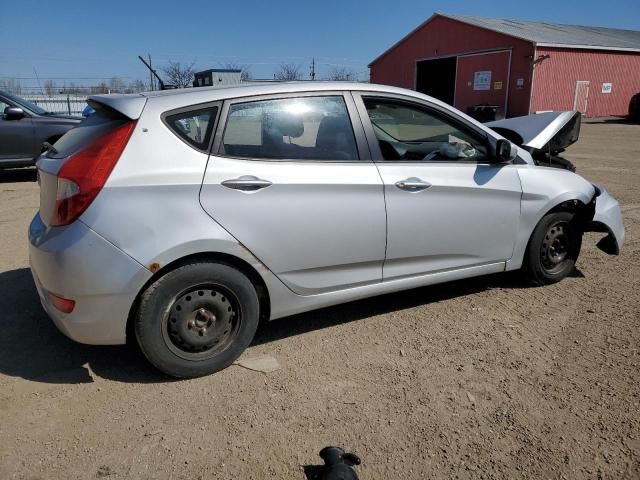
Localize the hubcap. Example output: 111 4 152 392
162 286 240 360
540 222 570 272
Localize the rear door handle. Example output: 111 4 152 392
395 177 432 192
221 176 272 192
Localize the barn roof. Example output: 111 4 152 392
370 13 640 66
443 13 640 52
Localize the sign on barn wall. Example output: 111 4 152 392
473 71 491 91
602 83 613 94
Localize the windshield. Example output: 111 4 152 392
2 91 47 115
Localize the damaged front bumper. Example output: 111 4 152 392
588 184 625 255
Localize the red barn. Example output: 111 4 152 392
369 13 640 118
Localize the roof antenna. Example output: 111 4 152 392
137 55 167 90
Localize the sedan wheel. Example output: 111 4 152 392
163 285 241 360
135 261 259 378
540 221 571 274
524 211 582 285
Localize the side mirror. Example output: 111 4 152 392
494 139 516 163
4 107 25 120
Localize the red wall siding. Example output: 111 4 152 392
455 51 510 114
531 47 640 117
370 16 535 117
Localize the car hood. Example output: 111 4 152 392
486 111 581 153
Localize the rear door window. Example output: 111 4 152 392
221 96 359 161
165 106 218 151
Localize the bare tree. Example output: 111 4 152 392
43 80 57 95
65 82 85 94
161 60 195 88
0 78 23 94
90 82 109 94
221 63 251 82
274 63 302 81
108 77 126 93
125 79 147 93
326 66 356 81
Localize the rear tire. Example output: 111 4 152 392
523 211 582 285
135 261 259 378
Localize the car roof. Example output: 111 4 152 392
89 82 450 120
138 81 411 100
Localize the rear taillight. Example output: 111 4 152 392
51 121 136 226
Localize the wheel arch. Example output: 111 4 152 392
523 197 593 251
508 192 596 271
126 251 271 344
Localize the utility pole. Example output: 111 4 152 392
148 53 154 90
310 57 315 81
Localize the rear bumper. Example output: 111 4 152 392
28 213 151 345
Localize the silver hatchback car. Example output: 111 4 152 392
29 82 624 377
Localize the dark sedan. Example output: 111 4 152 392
0 91 81 168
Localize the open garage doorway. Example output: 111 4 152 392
416 57 456 105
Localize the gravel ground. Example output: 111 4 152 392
0 122 638 479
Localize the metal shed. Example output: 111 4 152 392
369 13 640 118
193 69 242 88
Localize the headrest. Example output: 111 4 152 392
265 112 304 138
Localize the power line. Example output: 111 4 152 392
3 76 134 80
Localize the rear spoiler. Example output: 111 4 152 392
87 94 147 120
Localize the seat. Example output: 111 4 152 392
315 115 356 160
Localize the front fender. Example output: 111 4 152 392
589 185 625 254
509 166 595 270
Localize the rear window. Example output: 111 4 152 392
165 106 218 151
49 105 129 159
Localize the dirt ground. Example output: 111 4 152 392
0 122 638 479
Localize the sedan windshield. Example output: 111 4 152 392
3 91 47 115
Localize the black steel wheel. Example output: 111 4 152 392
135 261 260 378
540 221 571 274
163 285 241 360
523 211 582 285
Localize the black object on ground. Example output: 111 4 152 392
304 446 361 480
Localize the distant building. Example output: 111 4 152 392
369 13 640 117
193 69 242 87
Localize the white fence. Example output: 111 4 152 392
22 94 88 116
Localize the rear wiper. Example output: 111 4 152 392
42 141 58 154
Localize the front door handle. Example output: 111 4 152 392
221 175 272 192
395 177 432 192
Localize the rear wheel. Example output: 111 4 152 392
135 261 259 378
523 211 582 285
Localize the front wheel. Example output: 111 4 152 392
134 261 260 378
523 211 582 285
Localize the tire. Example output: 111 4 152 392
523 211 582 286
135 261 260 378
629 92 640 123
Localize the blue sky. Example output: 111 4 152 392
2 0 639 88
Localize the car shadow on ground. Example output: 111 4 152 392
0 266 581 385
0 167 37 183
583 117 634 125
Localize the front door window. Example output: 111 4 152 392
364 98 488 162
